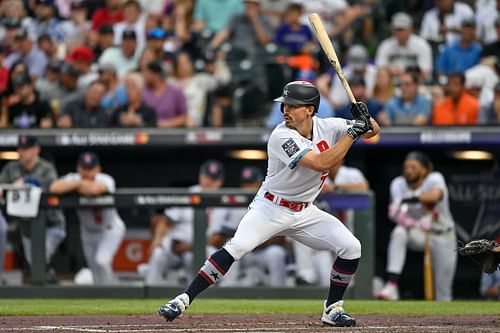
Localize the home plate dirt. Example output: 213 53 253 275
0 314 497 332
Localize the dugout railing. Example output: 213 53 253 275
0 188 374 299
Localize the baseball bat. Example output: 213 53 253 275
423 230 434 300
308 13 356 104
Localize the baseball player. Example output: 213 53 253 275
294 162 369 286
158 80 379 327
142 160 224 285
50 152 126 285
376 151 457 301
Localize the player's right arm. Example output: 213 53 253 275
50 173 81 194
299 135 355 173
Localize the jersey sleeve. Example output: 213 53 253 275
389 177 403 202
96 174 116 193
425 172 447 192
268 129 311 170
61 172 81 182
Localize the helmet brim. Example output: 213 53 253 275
273 96 308 105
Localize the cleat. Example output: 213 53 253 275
158 293 190 322
375 282 400 301
321 300 356 327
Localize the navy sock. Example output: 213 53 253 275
327 257 359 307
185 248 235 303
387 273 400 284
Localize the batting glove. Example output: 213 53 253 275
347 117 371 141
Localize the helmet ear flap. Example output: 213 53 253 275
280 103 284 113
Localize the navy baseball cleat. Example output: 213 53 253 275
321 300 356 327
158 293 190 322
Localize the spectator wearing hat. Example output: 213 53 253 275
420 0 474 45
109 72 156 127
0 135 66 282
318 44 377 109
58 80 108 128
375 12 433 80
91 25 115 60
98 62 127 112
50 151 126 286
98 29 141 79
4 28 48 80
169 50 231 127
91 0 124 32
432 72 480 125
35 59 65 105
481 17 500 65
145 27 168 61
113 0 146 52
383 71 432 125
66 46 98 90
58 61 85 114
27 0 65 43
59 1 91 49
335 75 386 125
436 17 482 77
6 73 54 128
143 60 188 128
141 159 225 285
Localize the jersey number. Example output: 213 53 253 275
316 140 330 189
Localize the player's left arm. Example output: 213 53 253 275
363 118 380 139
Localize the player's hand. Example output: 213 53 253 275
347 117 371 141
350 102 371 121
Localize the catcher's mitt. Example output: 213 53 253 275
457 239 500 274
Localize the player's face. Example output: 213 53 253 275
77 166 100 180
17 146 39 168
199 174 223 190
282 104 313 128
403 159 425 185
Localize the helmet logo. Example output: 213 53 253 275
283 87 289 98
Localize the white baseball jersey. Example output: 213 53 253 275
327 165 367 187
390 171 455 231
261 117 349 202
61 172 125 232
163 185 200 244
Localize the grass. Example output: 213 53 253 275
0 299 498 316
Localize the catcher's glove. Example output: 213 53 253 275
457 239 500 274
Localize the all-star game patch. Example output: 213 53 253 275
282 138 300 157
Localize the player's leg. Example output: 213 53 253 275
146 235 173 285
80 231 100 284
93 224 126 285
158 199 291 321
284 205 360 327
293 240 318 284
431 232 457 301
44 225 66 264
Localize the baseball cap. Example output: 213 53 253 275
3 18 21 29
391 12 412 29
461 16 476 27
78 152 100 169
13 73 31 89
18 135 39 148
47 59 63 72
240 166 263 183
98 62 117 74
98 24 114 34
122 29 137 40
146 60 166 76
15 28 32 40
60 62 80 76
66 46 94 63
347 45 368 71
200 160 225 179
349 75 366 86
147 27 167 40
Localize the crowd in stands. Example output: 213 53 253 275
0 0 498 128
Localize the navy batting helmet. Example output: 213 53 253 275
273 81 320 113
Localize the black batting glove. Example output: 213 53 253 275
350 102 371 121
347 117 371 142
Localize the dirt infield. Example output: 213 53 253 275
0 314 498 333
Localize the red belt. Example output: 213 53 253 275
264 192 309 212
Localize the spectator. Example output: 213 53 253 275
137 47 157 74
145 28 168 62
99 30 141 79
384 0 431 30
4 28 48 80
376 151 457 301
35 60 65 114
476 0 499 45
169 51 231 127
0 45 10 96
432 72 480 125
91 24 115 60
109 72 157 127
66 46 98 90
59 1 91 49
384 72 432 125
334 76 385 125
57 61 84 115
479 82 500 124
91 0 124 32
0 17 23 53
143 60 188 128
37 34 61 61
113 0 146 52
419 0 474 45
192 0 244 33
0 135 66 282
97 62 127 112
465 64 499 119
436 17 482 77
58 80 108 128
26 0 65 43
480 270 500 299
141 160 225 285
6 73 53 128
481 17 500 65
209 0 274 58
318 44 377 109
50 152 126 285
372 67 395 104
273 3 314 55
375 12 433 80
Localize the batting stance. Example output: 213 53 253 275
50 152 126 285
158 81 379 327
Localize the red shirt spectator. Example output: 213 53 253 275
91 0 124 31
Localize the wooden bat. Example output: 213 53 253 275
308 13 356 104
423 230 434 300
